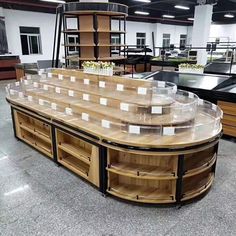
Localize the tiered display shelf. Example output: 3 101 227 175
6 68 222 205
53 2 128 68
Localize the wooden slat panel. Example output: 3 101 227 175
222 124 236 137
0 71 16 80
218 101 236 115
97 15 110 31
222 114 236 127
79 15 94 31
0 59 20 68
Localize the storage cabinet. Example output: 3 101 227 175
56 129 99 187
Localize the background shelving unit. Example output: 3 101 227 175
53 2 128 68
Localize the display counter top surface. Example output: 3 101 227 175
6 69 222 150
145 71 233 91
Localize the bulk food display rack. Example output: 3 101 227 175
52 2 128 68
6 69 222 205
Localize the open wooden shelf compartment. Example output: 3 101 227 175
56 129 99 187
107 172 176 204
107 149 178 180
182 169 214 201
183 146 217 177
14 110 53 158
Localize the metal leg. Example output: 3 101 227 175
55 10 63 68
10 107 18 140
212 143 219 173
176 154 185 205
99 146 107 194
52 8 59 67
51 125 59 164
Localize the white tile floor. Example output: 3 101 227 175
1 80 236 236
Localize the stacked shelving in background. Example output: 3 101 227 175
53 2 128 68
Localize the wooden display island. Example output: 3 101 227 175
6 69 222 205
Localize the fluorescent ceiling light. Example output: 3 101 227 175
40 0 65 4
134 0 151 2
188 18 194 21
224 13 234 18
162 14 175 19
175 5 190 10
135 11 150 15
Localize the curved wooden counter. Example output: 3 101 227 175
6 69 222 205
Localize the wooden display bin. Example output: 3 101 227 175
108 172 176 203
107 149 178 179
182 169 214 201
14 110 53 158
56 129 100 187
183 146 216 177
107 148 177 203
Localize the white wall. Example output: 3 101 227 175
3 9 56 63
187 24 236 45
210 24 236 42
155 23 188 47
126 21 156 47
5 8 236 64
112 20 189 55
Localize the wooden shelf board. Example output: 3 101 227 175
19 122 51 143
64 44 125 47
98 44 126 47
65 11 127 17
63 30 95 33
63 44 95 47
98 56 126 61
65 56 126 61
21 132 52 158
108 183 175 203
107 162 176 180
97 30 126 33
66 56 96 61
58 155 89 179
58 142 91 165
182 173 214 201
